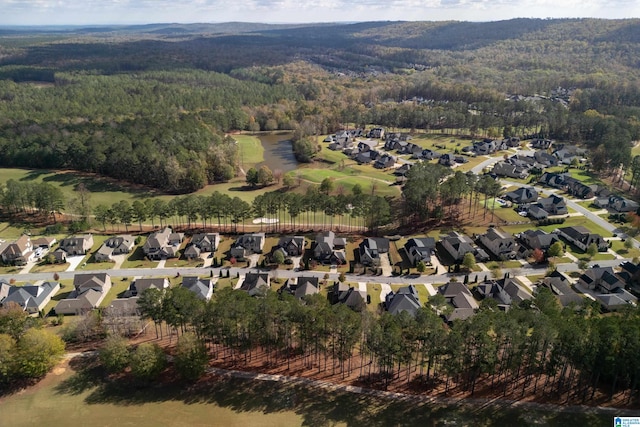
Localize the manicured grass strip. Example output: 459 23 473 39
234 134 264 169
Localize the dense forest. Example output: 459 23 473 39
0 19 639 192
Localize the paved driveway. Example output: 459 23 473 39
65 255 86 272
247 254 260 268
380 254 392 276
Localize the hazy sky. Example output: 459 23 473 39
1 0 638 26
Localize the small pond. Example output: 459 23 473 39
256 132 299 173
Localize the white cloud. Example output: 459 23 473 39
0 0 637 25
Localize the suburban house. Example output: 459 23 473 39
475 278 532 310
55 273 112 315
190 233 220 253
51 248 67 264
181 276 214 301
0 281 60 315
473 139 497 155
538 172 567 189
502 136 521 148
355 150 379 164
491 162 529 179
438 154 455 167
31 236 57 250
541 271 583 308
385 285 421 316
0 235 34 265
553 145 587 165
419 149 442 160
143 227 184 260
555 226 608 252
184 233 220 260
477 228 518 260
124 277 170 297
503 187 538 204
534 195 568 216
594 195 639 213
274 236 306 257
240 272 270 297
577 267 637 311
367 127 385 139
94 234 135 262
564 177 594 199
439 231 490 263
230 233 265 260
517 229 561 256
534 151 559 167
330 282 367 310
280 276 320 300
313 231 347 264
531 138 553 149
437 282 479 322
404 237 436 266
374 154 396 169
358 237 390 267
59 234 94 256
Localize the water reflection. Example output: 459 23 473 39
256 132 299 173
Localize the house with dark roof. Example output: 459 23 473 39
578 267 637 311
518 230 561 256
143 227 183 260
385 285 421 316
555 226 608 252
368 127 385 139
475 278 531 310
504 187 538 204
531 138 553 149
0 281 60 315
240 272 270 297
473 139 497 155
594 195 639 213
534 151 559 167
439 154 455 167
541 271 583 308
0 235 34 265
374 154 396 169
330 282 367 310
439 232 490 264
59 234 94 256
230 233 265 260
564 177 594 199
280 276 319 300
55 273 112 315
492 162 529 179
404 237 436 266
538 172 566 189
181 276 214 301
94 234 135 262
553 145 587 165
313 231 347 264
477 228 518 260
359 237 390 266
420 149 442 160
124 277 170 298
274 236 305 258
437 282 478 322
190 233 220 253
526 195 568 219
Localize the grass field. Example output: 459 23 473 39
234 134 265 170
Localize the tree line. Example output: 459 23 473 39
116 284 640 404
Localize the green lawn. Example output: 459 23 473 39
29 262 69 274
234 134 265 169
120 242 158 269
485 260 523 269
502 216 613 237
0 168 155 207
99 278 131 307
611 240 640 259
368 283 382 312
576 201 602 212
